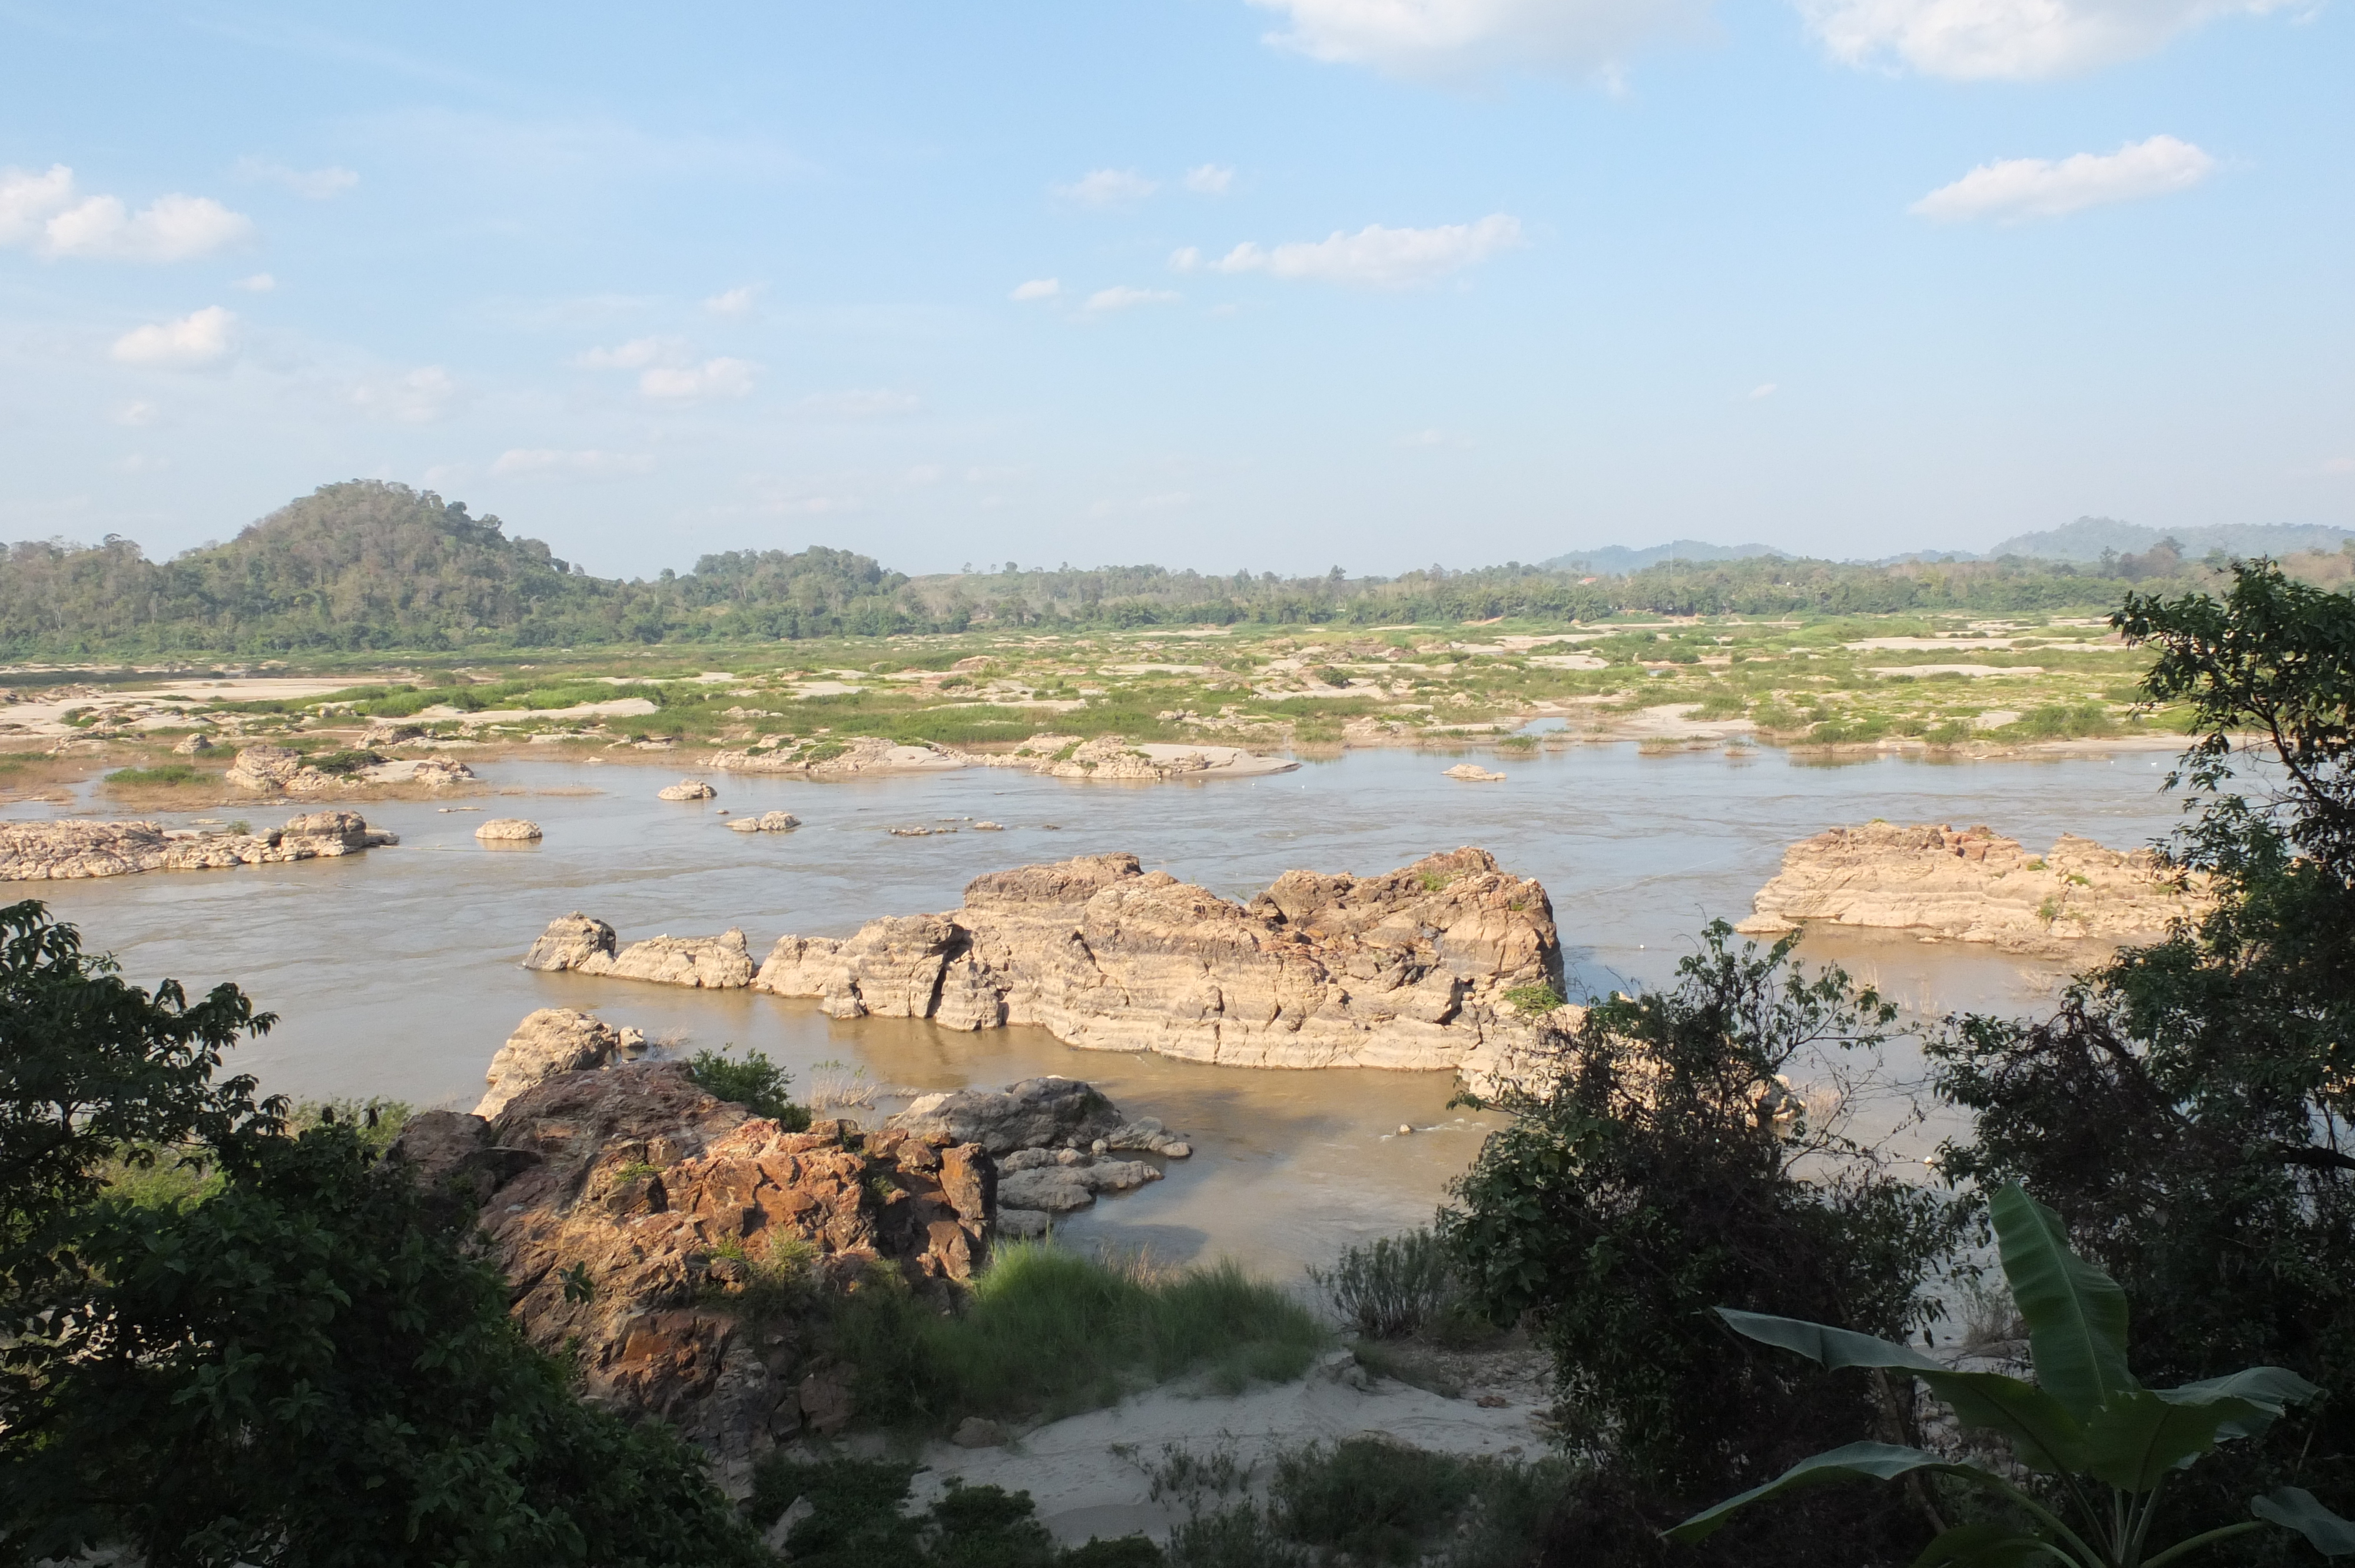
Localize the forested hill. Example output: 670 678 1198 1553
3 479 2349 656
0 481 916 654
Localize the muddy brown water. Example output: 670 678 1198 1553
11 743 2191 1275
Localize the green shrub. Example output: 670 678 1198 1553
748 1454 1158 1568
301 748 384 776
685 1048 811 1128
102 765 206 788
834 1242 1325 1428
1995 700 2118 740
1501 982 1564 1014
1308 1229 1459 1339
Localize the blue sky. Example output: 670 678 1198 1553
1 0 2347 577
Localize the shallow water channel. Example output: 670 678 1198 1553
15 741 2192 1275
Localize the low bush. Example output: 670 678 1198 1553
101 764 207 788
1993 699 2118 739
748 1454 1159 1568
301 748 383 776
1308 1228 1458 1339
686 1047 811 1129
834 1242 1325 1428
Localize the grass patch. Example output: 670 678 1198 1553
1308 1228 1460 1340
1501 982 1565 1015
686 1047 811 1129
1165 1438 1575 1568
833 1241 1326 1429
748 1455 1158 1568
1992 700 2119 740
102 764 209 788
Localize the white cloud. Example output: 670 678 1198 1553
1799 0 2290 78
235 158 360 199
110 306 236 368
705 284 759 316
1912 135 2216 223
1208 214 1523 288
1251 0 1708 79
1169 247 1203 271
1184 164 1236 194
1056 168 1158 207
235 272 277 293
1749 382 1779 398
1084 285 1182 313
1010 277 1062 301
2320 457 2354 476
641 357 757 400
351 366 458 423
491 447 654 478
111 399 159 427
573 335 681 369
798 388 922 417
1 166 251 261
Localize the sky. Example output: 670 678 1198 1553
0 1 2348 579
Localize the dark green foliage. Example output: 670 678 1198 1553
832 1242 1325 1428
748 1454 1156 1568
687 1046 811 1128
1307 1228 1460 1339
100 763 207 787
300 748 384 775
0 900 766 1567
1928 562 2355 1549
1444 924 1955 1562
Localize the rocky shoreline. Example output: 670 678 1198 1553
0 809 397 881
520 847 1578 1089
1734 820 2204 955
699 731 1297 782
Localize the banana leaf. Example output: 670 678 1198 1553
1666 1443 1986 1544
2251 1488 2355 1556
1991 1183 2135 1423
1911 1522 2056 1567
2081 1389 2271 1492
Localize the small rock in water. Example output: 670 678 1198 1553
1398 1124 1414 1135
474 818 543 842
656 779 717 801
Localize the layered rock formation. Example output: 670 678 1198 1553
703 737 963 777
389 1063 995 1468
727 811 800 833
1734 822 2202 954
225 743 473 793
0 811 397 881
522 913 756 988
658 779 718 801
474 1007 643 1117
1444 764 1506 783
754 847 1562 1075
979 734 1297 781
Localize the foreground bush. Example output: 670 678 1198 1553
0 900 764 1567
834 1241 1325 1428
750 1455 1160 1568
1309 1227 1460 1340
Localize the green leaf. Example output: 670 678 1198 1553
1912 1522 2053 1568
2160 1366 2321 1440
2252 1487 2355 1557
1991 1183 2134 1421
1666 1443 1985 1544
2082 1390 2269 1491
1915 1368 2088 1474
1716 1308 1942 1371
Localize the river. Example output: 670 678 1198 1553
12 740 2193 1274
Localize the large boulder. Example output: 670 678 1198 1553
225 743 307 792
1 813 396 881
523 911 617 971
658 779 718 801
751 846 1563 1074
475 1008 629 1117
887 1077 1122 1155
476 818 543 841
386 1062 996 1464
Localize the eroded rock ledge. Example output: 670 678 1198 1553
0 810 397 881
1733 822 2204 955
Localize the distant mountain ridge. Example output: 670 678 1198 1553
1982 517 2353 562
1537 540 1787 574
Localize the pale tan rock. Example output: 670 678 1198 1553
658 778 718 801
225 743 307 792
475 818 543 841
1735 822 2203 955
171 732 214 755
523 911 617 971
725 810 801 834
1444 764 1506 783
409 758 476 787
579 928 756 988
0 812 396 881
704 737 963 776
755 847 1561 1074
475 1007 626 1117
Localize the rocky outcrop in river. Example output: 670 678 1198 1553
389 1062 996 1474
755 846 1563 1075
1734 822 2203 954
225 743 474 793
0 810 397 881
522 913 757 988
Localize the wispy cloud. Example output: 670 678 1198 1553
1084 285 1181 313
491 447 654 477
350 366 457 423
798 388 922 417
1249 0 1709 81
1749 382 1779 399
1010 277 1062 301
1202 215 1523 288
2 165 251 261
234 157 360 199
111 306 236 367
704 284 759 316
640 358 757 399
1912 135 2215 223
1184 164 1236 194
1056 168 1157 207
1799 0 2293 79
572 335 681 370
234 272 277 293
